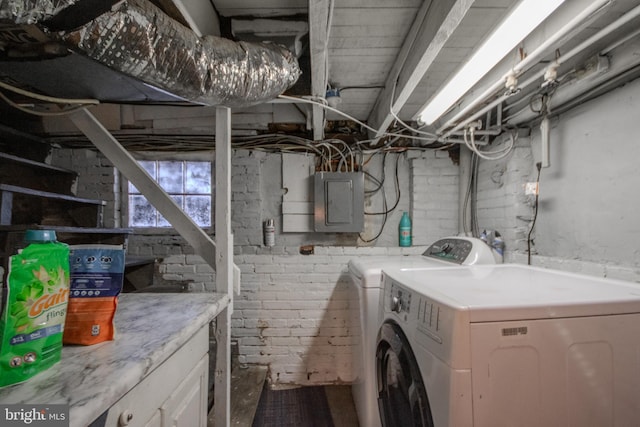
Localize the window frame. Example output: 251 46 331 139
122 153 215 233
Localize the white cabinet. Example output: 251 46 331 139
103 325 209 427
161 357 208 426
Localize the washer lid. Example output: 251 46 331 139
383 264 640 322
348 256 451 288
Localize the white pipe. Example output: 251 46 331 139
449 129 501 136
540 116 551 168
437 0 611 135
459 145 472 235
600 26 640 54
442 1 640 139
505 39 640 123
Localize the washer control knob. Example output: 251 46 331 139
391 295 402 313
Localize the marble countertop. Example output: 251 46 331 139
0 292 230 427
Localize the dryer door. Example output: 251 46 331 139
376 321 434 427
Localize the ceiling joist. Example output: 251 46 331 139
308 0 330 141
368 0 476 138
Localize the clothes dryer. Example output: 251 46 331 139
377 264 640 427
347 237 497 427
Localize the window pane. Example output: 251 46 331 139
157 195 183 227
185 195 211 227
185 162 211 194
129 195 156 227
129 161 156 193
128 160 213 229
158 161 184 193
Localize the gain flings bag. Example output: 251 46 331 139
0 230 70 388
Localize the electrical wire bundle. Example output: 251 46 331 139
359 151 403 244
0 78 451 246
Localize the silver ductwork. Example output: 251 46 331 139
0 0 79 24
0 0 302 107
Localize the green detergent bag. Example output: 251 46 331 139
0 230 70 388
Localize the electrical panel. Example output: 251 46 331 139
314 172 364 232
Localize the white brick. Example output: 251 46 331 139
260 328 291 337
287 319 317 328
263 300 328 310
237 337 267 347
233 299 262 310
241 309 299 319
269 337 301 346
289 327 320 337
163 264 196 274
248 318 289 329
254 264 286 274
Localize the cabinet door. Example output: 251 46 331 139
161 356 208 427
144 410 161 427
102 325 208 427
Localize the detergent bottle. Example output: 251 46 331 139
399 212 412 247
0 230 70 387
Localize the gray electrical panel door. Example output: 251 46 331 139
314 172 364 232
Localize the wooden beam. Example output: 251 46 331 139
71 107 236 427
309 0 330 140
68 107 218 270
213 306 231 427
368 0 475 137
214 107 232 427
214 107 234 298
0 190 13 225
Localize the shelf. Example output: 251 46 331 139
0 183 105 227
0 152 78 195
0 225 133 267
0 184 103 205
0 124 50 162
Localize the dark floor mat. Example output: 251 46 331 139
252 383 335 427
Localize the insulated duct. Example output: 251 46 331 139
1 0 302 108
0 0 79 24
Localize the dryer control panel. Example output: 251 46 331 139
423 238 473 264
422 236 498 265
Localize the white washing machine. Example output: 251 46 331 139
377 264 640 427
347 237 498 427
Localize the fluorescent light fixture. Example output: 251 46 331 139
416 0 566 126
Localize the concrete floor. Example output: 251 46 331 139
217 360 360 427
325 385 360 427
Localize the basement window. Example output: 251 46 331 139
128 160 213 228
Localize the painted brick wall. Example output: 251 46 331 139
49 146 440 387
474 135 536 252
231 151 265 247
234 245 424 385
51 148 121 228
473 134 640 282
234 247 354 385
472 78 640 282
409 150 460 245
50 148 218 292
46 78 640 391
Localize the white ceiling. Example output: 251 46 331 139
3 0 639 147
197 0 640 143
